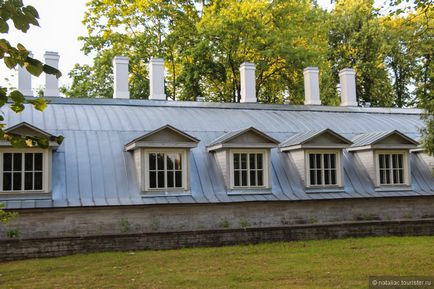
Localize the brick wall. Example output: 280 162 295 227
1 196 434 240
1 219 434 262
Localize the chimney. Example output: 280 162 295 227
240 62 256 103
339 68 357 106
303 67 321 105
18 52 33 96
44 51 60 97
113 56 130 99
149 58 166 100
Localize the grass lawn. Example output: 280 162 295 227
0 236 433 289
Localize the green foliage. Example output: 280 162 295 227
0 1 65 218
0 203 16 223
65 0 433 152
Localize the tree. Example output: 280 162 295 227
0 0 63 222
327 0 394 106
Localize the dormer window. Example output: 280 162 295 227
349 130 418 189
125 125 199 194
279 129 352 191
0 122 59 195
207 127 278 192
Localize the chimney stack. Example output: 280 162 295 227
18 52 33 96
240 62 257 103
113 56 130 99
339 68 357 106
303 67 321 105
44 51 60 97
149 58 166 100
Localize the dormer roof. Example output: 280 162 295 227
348 130 419 151
279 128 352 152
207 127 279 152
125 124 200 151
1 122 59 148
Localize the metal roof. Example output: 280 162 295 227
351 130 419 147
0 97 432 209
279 128 352 147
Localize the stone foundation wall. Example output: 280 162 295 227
1 219 434 262
1 196 434 240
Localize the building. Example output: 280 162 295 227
0 53 433 259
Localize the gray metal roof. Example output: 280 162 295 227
0 97 433 209
351 130 419 147
279 129 352 147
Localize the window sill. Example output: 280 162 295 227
305 187 345 194
227 189 272 196
141 191 191 197
375 186 412 192
0 191 51 200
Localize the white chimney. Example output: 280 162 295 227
44 51 60 97
18 52 33 96
149 58 166 100
339 68 357 106
303 67 321 105
113 56 130 99
240 62 256 103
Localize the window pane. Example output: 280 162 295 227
310 169 316 185
385 169 391 184
250 170 256 186
379 154 384 169
13 153 22 171
175 171 182 187
257 171 263 186
149 171 156 188
257 154 263 169
175 154 182 170
398 154 403 168
324 154 330 169
398 169 404 183
393 169 398 184
330 154 336 169
316 154 322 169
34 153 43 171
3 153 12 171
157 154 165 170
316 169 322 185
25 153 33 171
249 154 256 169
241 154 247 169
234 170 240 186
392 154 398 169
325 169 330 185
149 153 156 170
241 170 247 186
385 155 390 169
3 172 11 191
380 170 385 184
234 154 240 170
309 154 315 169
157 171 164 188
331 169 337 185
166 154 174 170
13 172 21 190
34 172 43 190
167 171 174 188
25 172 33 190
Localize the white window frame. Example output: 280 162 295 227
0 148 51 194
229 149 269 189
375 150 410 186
305 150 343 188
143 148 189 192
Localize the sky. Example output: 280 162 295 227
1 0 345 95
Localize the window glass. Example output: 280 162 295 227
233 152 265 188
2 152 44 192
148 152 183 190
379 153 405 185
308 153 338 186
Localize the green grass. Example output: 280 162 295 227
1 236 434 289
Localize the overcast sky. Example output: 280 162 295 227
1 0 337 95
